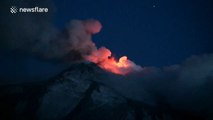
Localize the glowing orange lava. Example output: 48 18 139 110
85 47 142 75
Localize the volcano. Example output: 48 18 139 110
0 62 205 120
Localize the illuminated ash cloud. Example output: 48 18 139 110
73 20 142 75
2 16 142 75
85 47 142 75
50 19 142 75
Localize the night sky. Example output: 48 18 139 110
53 0 213 66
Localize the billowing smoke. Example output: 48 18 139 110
37 19 102 60
85 47 142 75
1 2 141 75
52 19 142 75
1 18 102 61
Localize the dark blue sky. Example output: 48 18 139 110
49 0 212 66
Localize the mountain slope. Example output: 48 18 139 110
0 62 206 120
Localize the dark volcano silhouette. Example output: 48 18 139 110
0 62 206 120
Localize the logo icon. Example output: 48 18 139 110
10 6 18 14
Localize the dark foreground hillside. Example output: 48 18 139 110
0 62 207 120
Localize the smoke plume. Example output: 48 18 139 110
1 1 141 75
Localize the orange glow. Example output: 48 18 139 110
85 47 142 75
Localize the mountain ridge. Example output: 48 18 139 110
0 62 206 120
